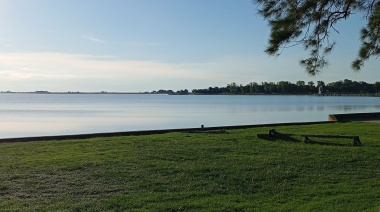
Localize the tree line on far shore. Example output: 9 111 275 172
166 79 380 95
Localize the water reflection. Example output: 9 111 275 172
296 106 305 112
317 106 325 111
327 104 380 112
266 104 380 113
0 94 379 138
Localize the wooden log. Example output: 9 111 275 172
304 138 350 146
302 134 362 146
301 134 359 139
257 134 276 140
353 137 362 146
268 129 300 142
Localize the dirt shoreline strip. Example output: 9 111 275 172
360 120 380 123
0 121 333 143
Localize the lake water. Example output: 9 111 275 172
0 93 379 138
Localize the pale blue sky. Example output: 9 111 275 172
0 0 378 92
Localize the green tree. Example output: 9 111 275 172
262 82 271 93
375 81 380 92
277 81 292 93
296 80 306 93
269 82 277 93
239 84 246 94
248 82 260 93
254 0 380 75
317 80 325 88
307 81 317 93
176 89 189 95
228 82 238 94
327 81 343 93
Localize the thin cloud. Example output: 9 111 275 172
0 52 198 80
0 70 53 79
122 42 162 46
81 35 161 46
82 35 107 43
0 52 216 91
0 52 287 91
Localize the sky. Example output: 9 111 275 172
0 0 378 92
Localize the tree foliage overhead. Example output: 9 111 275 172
254 0 380 75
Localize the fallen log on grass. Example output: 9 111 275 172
301 134 362 146
257 129 300 142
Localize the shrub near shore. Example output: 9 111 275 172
0 122 379 211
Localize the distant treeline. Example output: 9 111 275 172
190 79 380 95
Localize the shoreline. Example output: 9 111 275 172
2 112 380 142
0 120 334 143
1 92 379 97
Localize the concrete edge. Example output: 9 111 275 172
328 112 380 122
0 121 334 143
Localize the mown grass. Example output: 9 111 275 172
0 121 379 211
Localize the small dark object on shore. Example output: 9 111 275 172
257 129 300 142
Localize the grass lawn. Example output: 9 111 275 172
0 121 379 211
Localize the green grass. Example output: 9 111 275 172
0 122 379 211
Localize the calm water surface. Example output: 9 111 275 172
0 93 379 138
